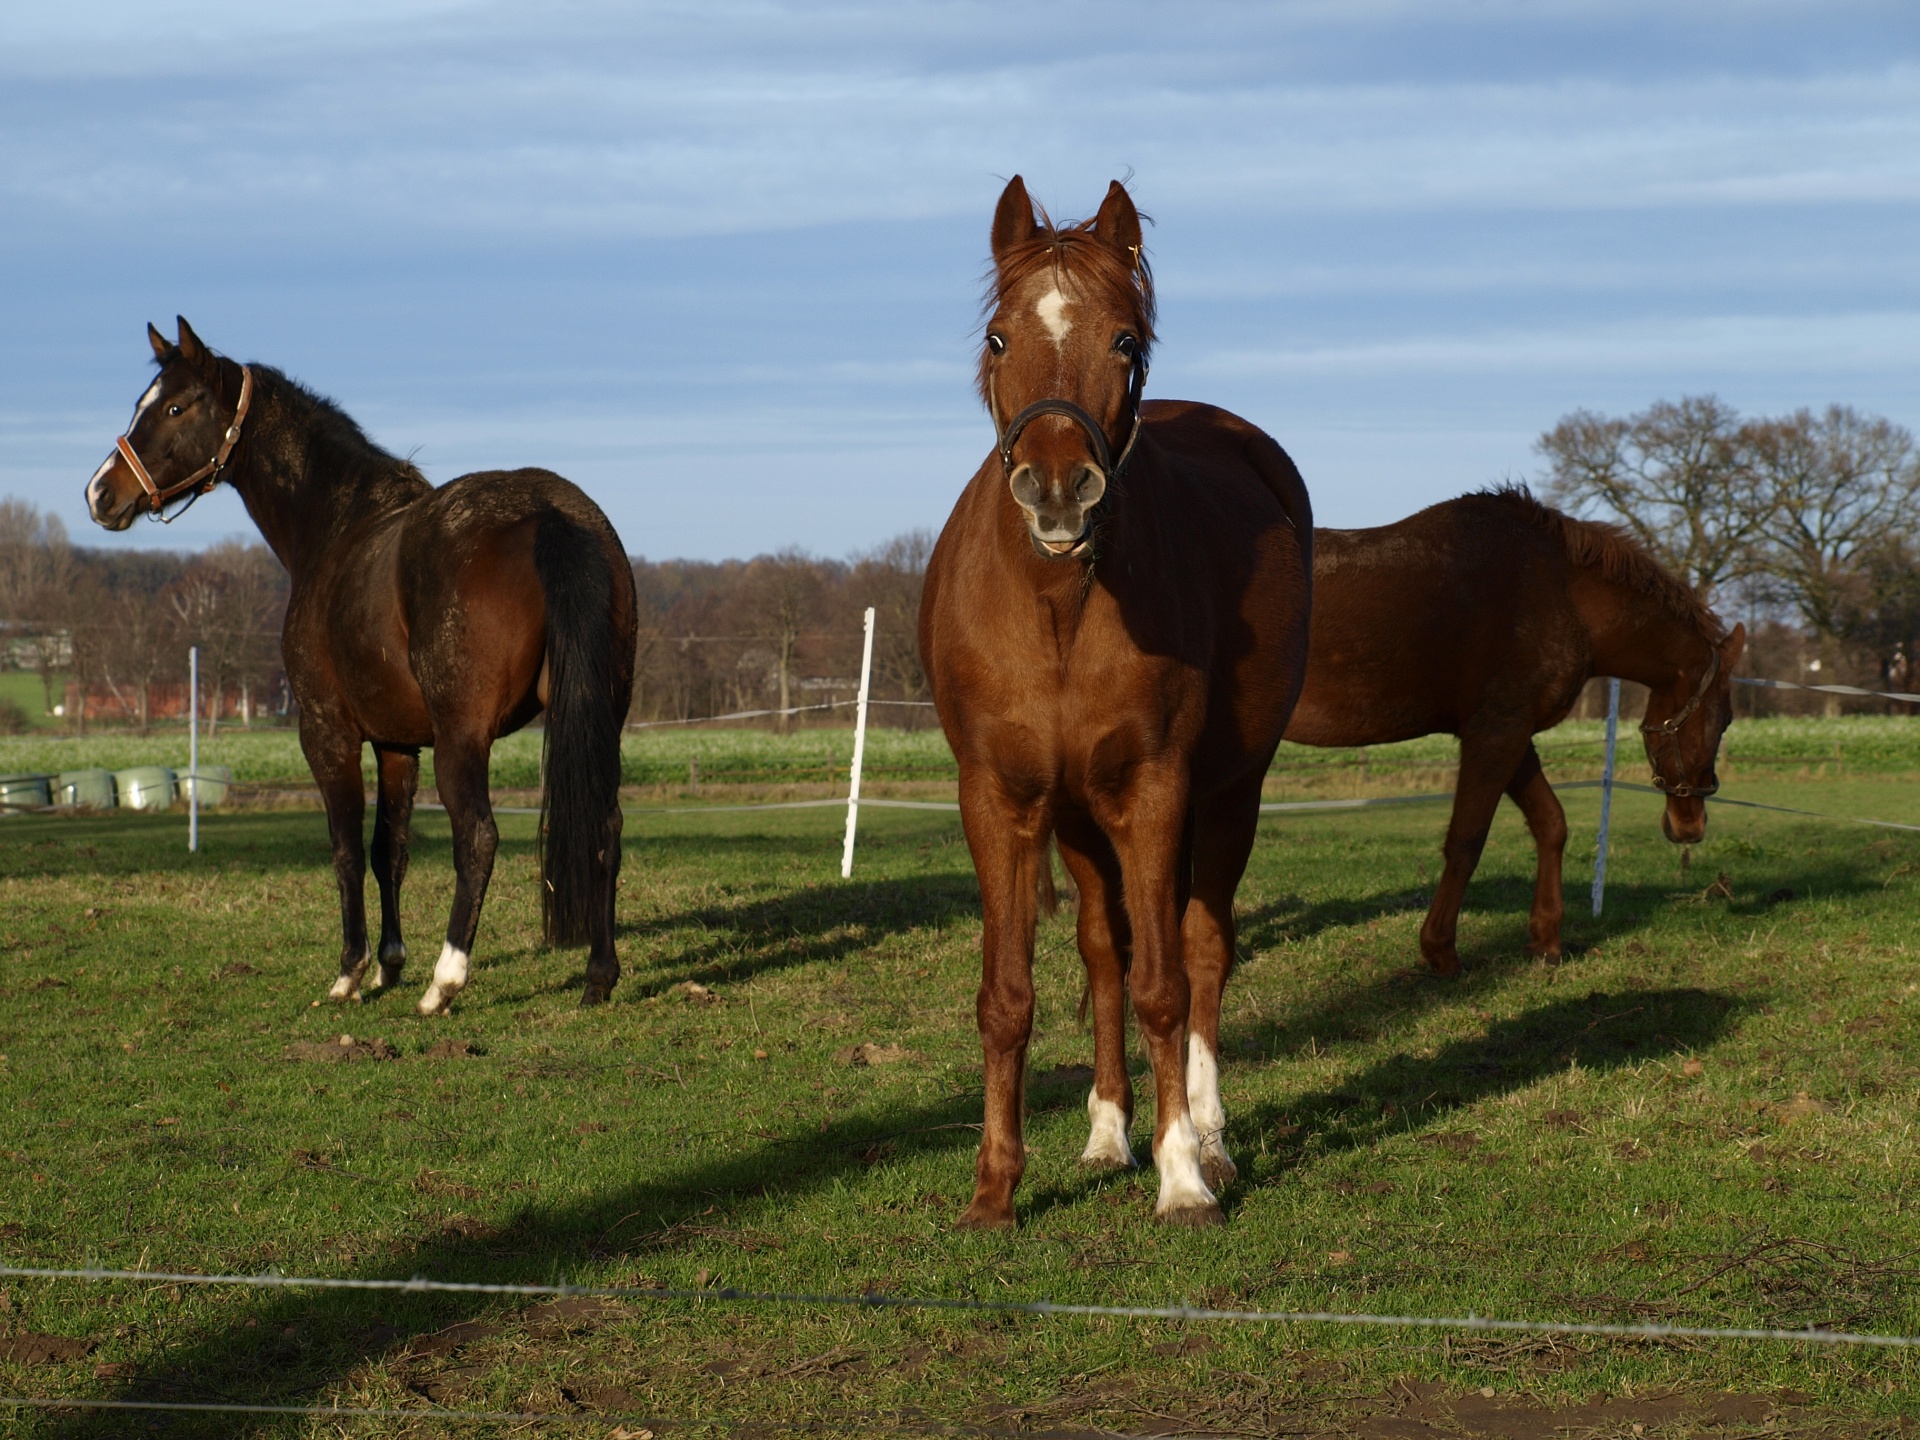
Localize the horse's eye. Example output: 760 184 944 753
986 333 1006 355
1114 334 1137 358
167 404 182 417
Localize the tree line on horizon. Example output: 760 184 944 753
1 392 1916 735
0 504 933 735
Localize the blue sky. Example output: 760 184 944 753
4 1 1918 559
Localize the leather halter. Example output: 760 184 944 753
1639 648 1721 798
114 366 254 522
991 349 1148 482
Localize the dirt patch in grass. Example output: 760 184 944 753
284 1034 398 1062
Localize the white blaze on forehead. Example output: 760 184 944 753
131 379 163 425
1035 287 1072 344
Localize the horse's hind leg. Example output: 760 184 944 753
418 737 499 1017
1055 811 1134 1171
1505 741 1568 961
371 745 420 988
303 726 372 1002
1420 730 1529 976
1183 782 1263 1193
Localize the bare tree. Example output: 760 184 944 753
1745 405 1920 710
850 528 932 708
1537 396 1768 601
729 549 826 731
167 541 286 733
0 500 74 715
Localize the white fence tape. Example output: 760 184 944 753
1 1265 1915 1351
1735 675 1920 705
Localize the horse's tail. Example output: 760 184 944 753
533 509 631 947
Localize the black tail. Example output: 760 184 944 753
533 511 630 947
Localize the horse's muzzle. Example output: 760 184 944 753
1661 798 1707 846
86 451 140 530
1011 462 1104 560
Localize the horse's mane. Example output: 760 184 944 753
977 210 1156 407
246 363 432 502
1488 485 1726 642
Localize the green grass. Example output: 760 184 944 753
6 714 1920 798
2 768 1919 1436
0 671 62 732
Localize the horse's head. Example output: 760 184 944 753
86 317 251 530
1641 623 1745 845
980 176 1154 560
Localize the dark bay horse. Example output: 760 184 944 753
86 318 635 1014
1285 487 1744 973
921 179 1313 1227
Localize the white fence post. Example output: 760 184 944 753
841 607 876 878
1590 676 1620 915
188 645 200 854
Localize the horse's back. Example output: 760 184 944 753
1287 493 1586 746
1139 399 1312 551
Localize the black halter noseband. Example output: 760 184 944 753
1639 649 1722 798
991 350 1148 482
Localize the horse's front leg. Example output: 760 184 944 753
371 745 420 989
418 736 498 1017
1504 741 1568 961
1182 781 1264 1193
1420 730 1530 975
302 727 371 1003
1105 770 1219 1226
955 774 1047 1229
1055 810 1135 1171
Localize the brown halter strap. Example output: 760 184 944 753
115 366 254 520
1639 648 1722 798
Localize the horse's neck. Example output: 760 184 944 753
1580 579 1711 690
225 389 400 580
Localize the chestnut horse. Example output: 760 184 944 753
921 179 1313 1227
1284 488 1744 972
86 319 635 1014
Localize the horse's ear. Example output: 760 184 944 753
991 176 1037 263
175 316 210 368
1091 180 1142 258
1722 622 1748 671
148 322 174 361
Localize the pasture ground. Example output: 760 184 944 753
2 744 1919 1437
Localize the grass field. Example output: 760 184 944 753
3 747 1919 1438
5 713 1920 799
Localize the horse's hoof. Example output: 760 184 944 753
953 1200 1017 1231
327 973 361 1003
1079 1154 1136 1175
1200 1153 1239 1192
1156 1200 1225 1228
1422 951 1463 979
376 964 406 989
416 987 455 1017
580 983 612 1008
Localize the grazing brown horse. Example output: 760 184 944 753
1284 487 1744 973
86 318 635 1014
920 179 1313 1227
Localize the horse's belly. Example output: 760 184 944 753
344 660 434 747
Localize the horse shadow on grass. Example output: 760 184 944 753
606 867 984 997
40 984 1745 1439
1018 984 1743 1222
